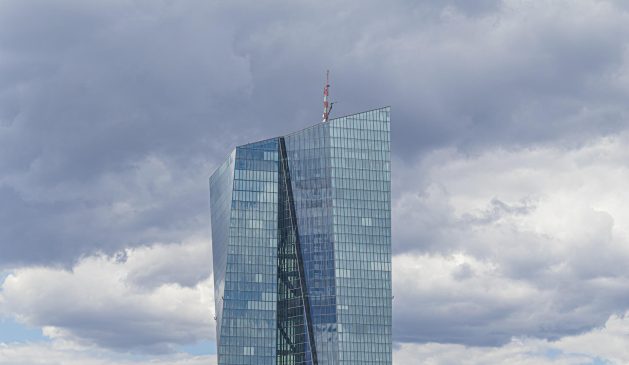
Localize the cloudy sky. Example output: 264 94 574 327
1 0 629 364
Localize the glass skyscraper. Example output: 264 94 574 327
209 107 391 365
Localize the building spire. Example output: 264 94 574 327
322 70 330 122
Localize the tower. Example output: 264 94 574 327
210 107 392 365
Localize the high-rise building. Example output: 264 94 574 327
209 107 392 365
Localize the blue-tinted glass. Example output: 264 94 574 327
210 107 391 365
285 123 339 365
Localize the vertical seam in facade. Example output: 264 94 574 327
279 137 319 365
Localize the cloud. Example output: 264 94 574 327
392 132 629 345
0 239 213 353
394 252 540 346
393 311 629 364
1 0 629 362
394 341 588 365
316 0 629 156
0 342 217 365
0 155 213 266
3 0 629 268
5 311 628 365
9 311 625 365
0 0 253 266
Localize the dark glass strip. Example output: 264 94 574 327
277 137 318 365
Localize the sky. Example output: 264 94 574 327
1 0 629 364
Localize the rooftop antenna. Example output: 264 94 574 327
322 70 331 122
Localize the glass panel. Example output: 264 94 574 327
210 107 392 365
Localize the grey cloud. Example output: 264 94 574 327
2 0 629 268
0 0 256 266
443 0 501 15
1 0 629 359
451 262 474 280
461 198 536 226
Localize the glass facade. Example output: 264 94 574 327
210 107 391 365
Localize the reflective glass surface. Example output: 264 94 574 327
209 149 235 349
213 139 279 365
285 123 339 365
328 108 392 364
210 107 391 365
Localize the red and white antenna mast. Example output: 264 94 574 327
322 70 331 122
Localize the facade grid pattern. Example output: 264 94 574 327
210 107 391 365
217 139 279 365
285 122 339 365
329 109 392 364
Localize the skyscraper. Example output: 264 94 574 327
209 107 391 365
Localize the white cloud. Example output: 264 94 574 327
0 239 214 353
557 312 629 363
392 132 629 345
122 236 212 288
